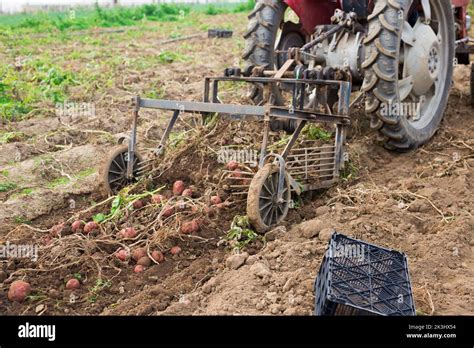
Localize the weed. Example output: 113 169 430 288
14 216 31 224
302 125 332 141
0 182 18 192
226 215 261 250
340 159 359 181
0 132 25 144
88 278 112 303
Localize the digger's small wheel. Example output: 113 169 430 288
102 145 144 196
247 164 291 233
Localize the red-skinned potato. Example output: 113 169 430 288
134 265 145 273
50 222 65 237
180 220 199 234
162 206 175 218
170 246 182 255
151 194 165 204
131 247 147 262
137 256 152 267
119 227 137 239
66 279 80 290
226 160 239 171
151 250 165 263
182 188 193 197
232 169 243 179
116 249 129 261
210 195 222 205
8 280 31 303
71 220 84 233
172 180 185 195
132 200 144 209
83 221 99 234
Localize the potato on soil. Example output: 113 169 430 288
132 200 144 209
50 222 65 237
118 227 137 239
172 180 185 195
83 221 99 234
182 188 193 197
65 279 80 290
8 280 31 303
116 249 130 261
131 247 147 262
162 206 175 218
137 256 152 267
170 246 182 255
71 220 84 233
180 220 199 234
151 250 165 263
134 265 145 273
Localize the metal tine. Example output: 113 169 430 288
288 152 335 158
231 191 249 196
222 170 255 176
226 177 253 181
229 184 251 189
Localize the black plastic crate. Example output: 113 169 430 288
314 233 416 316
208 29 233 39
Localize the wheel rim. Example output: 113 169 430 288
107 150 142 194
399 0 450 129
258 171 290 227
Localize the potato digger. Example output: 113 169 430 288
102 0 473 233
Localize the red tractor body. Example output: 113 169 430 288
284 0 470 39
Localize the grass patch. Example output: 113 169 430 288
0 131 26 144
76 167 96 178
157 50 190 64
47 176 71 188
0 182 18 192
0 1 254 33
14 216 32 224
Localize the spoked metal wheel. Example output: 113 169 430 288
102 145 144 195
247 164 291 233
363 0 454 151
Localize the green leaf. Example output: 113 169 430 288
110 196 122 214
93 213 106 223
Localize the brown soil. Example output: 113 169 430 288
0 14 472 316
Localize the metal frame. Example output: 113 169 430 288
127 75 351 194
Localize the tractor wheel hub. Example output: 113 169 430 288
404 20 440 96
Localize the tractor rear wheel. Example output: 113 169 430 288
242 0 305 126
362 0 454 151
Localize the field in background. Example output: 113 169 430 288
0 1 253 122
